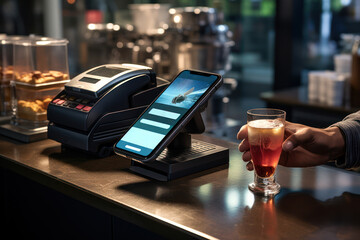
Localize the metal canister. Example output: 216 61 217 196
168 7 234 76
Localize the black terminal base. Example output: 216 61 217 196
0 124 47 143
130 138 229 181
129 110 229 181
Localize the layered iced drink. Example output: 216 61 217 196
248 119 285 178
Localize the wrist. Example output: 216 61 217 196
325 127 345 160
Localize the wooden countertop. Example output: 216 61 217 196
1 134 360 239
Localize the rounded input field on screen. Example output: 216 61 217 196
140 119 170 129
125 145 141 152
148 108 180 120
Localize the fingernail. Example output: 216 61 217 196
283 141 294 151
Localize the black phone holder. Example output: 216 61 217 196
129 106 229 181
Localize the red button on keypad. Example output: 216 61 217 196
52 98 60 103
82 106 92 112
76 104 84 110
56 100 65 105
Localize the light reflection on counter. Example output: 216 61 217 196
198 183 213 200
227 149 246 183
243 189 255 208
39 158 50 168
225 188 240 211
314 167 355 201
335 172 352 188
224 187 254 216
236 195 279 240
289 168 303 191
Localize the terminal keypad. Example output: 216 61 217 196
51 94 94 112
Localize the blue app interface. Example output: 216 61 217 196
116 71 218 157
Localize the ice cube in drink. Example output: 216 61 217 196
248 119 284 178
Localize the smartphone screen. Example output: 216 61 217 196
114 70 221 160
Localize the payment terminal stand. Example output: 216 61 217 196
129 106 229 181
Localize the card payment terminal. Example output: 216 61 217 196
47 64 169 157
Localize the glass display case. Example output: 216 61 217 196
12 37 69 128
0 36 19 117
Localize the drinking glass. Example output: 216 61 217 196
247 108 286 196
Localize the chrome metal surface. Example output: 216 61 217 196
168 7 234 75
129 4 171 36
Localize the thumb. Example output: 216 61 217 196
282 128 314 152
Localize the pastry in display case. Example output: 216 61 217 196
15 76 68 123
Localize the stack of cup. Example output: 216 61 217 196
318 71 332 104
308 71 348 107
334 54 352 74
308 53 352 107
325 73 347 106
333 53 351 106
308 71 323 102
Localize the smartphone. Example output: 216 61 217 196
113 70 222 163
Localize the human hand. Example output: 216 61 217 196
237 121 345 171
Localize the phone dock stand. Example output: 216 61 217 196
129 111 229 181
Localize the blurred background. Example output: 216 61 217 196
1 0 360 141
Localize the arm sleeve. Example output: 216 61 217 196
331 110 360 169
